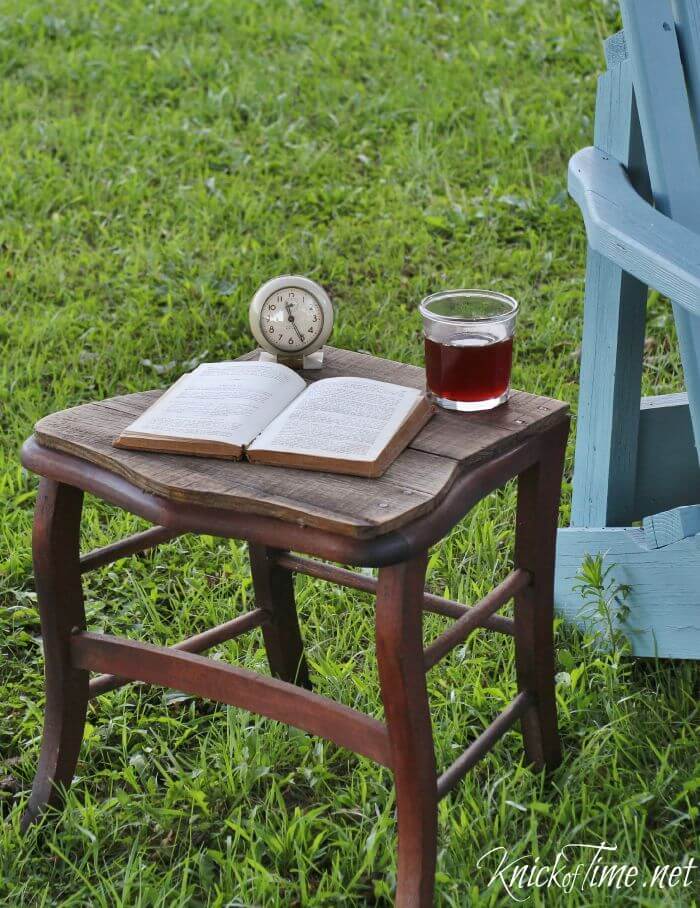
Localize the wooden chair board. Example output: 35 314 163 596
556 0 700 658
621 0 700 450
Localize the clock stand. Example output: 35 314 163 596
257 348 325 370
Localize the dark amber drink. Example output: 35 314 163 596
420 289 517 411
424 335 513 403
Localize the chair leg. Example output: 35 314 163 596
248 544 311 689
21 479 89 831
514 420 569 771
376 554 437 908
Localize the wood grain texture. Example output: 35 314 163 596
642 504 700 548
570 250 647 526
20 434 538 560
30 347 566 538
556 525 700 659
620 0 700 216
569 147 700 316
514 421 567 769
71 631 393 767
571 49 648 528
620 0 700 457
21 481 89 831
375 554 437 907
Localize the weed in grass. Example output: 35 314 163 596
573 553 632 653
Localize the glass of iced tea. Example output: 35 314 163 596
420 289 517 411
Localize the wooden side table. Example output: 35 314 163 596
19 347 568 906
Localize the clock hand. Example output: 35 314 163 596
285 301 302 339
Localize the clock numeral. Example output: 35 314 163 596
269 304 276 310
268 326 274 333
288 338 294 345
313 315 317 322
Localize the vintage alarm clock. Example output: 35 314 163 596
249 275 334 369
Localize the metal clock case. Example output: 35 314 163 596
249 275 334 369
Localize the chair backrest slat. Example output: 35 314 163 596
570 34 650 528
620 0 700 458
595 33 651 199
620 0 700 223
672 0 700 150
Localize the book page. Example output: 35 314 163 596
121 361 306 447
248 377 423 462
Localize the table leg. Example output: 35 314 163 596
513 420 569 770
21 480 88 831
376 553 437 908
249 544 311 689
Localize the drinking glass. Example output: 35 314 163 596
420 289 518 412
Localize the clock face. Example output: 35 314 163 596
260 286 324 352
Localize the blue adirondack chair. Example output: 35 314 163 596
555 0 700 658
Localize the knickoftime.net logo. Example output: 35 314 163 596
478 843 697 901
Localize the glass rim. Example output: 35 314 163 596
419 289 519 324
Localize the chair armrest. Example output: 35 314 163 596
568 146 700 316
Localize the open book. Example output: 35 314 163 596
114 361 434 477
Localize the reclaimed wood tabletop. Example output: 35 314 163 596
31 347 568 538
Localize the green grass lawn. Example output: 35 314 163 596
1 0 698 904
